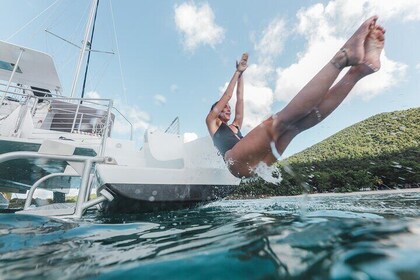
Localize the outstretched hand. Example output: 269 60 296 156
236 52 248 73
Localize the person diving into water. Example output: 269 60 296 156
206 16 385 178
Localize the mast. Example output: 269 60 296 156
69 0 99 98
81 0 100 99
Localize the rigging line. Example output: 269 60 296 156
47 1 89 80
45 30 81 49
46 0 69 30
6 0 61 41
63 2 91 50
45 30 115 54
109 0 128 105
28 0 62 44
91 56 114 92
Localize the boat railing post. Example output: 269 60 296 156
74 158 94 218
100 99 113 156
30 96 39 115
70 100 81 133
78 113 84 133
12 96 29 136
84 173 94 204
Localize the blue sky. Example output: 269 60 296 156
1 0 419 157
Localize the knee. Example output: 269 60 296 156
295 107 325 132
271 114 299 140
313 107 324 122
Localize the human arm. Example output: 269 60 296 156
206 56 247 135
232 72 244 129
205 70 241 135
231 53 248 129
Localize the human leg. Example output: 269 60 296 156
292 25 385 132
271 16 378 149
225 118 275 177
225 120 300 177
225 16 380 178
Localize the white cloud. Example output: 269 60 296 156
275 37 341 102
85 91 101 99
214 17 286 132
416 63 420 70
126 107 150 131
214 0 416 133
183 132 198 143
174 2 225 52
215 17 287 132
296 3 334 40
274 1 409 102
254 18 288 65
325 0 420 23
247 16 288 88
223 78 274 133
353 51 407 100
154 94 167 106
111 99 151 143
241 83 274 132
246 63 273 87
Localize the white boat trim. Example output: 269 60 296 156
0 40 62 92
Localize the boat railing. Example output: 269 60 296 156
112 106 133 140
164 116 180 134
0 151 113 218
0 85 134 155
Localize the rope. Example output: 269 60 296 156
109 0 128 105
6 0 61 41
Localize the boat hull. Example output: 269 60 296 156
98 183 235 213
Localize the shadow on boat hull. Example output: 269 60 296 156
99 183 235 213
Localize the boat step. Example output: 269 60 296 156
16 202 76 216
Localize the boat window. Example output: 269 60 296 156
0 60 23 73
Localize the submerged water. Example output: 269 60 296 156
1 190 419 280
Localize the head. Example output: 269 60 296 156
210 101 231 123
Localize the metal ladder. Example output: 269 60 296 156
0 151 114 218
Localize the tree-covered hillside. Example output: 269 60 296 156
289 107 419 163
232 108 420 197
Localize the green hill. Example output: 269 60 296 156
232 108 420 197
288 107 419 163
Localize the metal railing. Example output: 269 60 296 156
0 84 133 155
0 151 111 219
164 117 180 134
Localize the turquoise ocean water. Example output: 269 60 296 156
1 190 419 279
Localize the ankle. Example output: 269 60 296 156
330 49 349 70
347 65 369 81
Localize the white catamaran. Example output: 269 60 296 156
0 0 240 218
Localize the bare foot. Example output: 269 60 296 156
352 25 385 76
332 16 378 69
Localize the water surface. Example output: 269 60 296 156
1 190 419 279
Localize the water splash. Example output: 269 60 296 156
252 161 282 184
